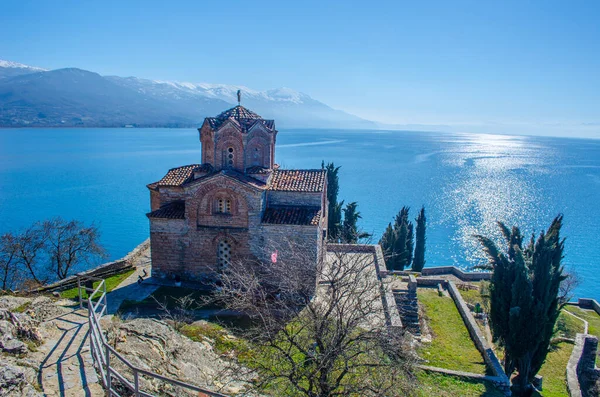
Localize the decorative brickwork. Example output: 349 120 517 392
147 106 328 281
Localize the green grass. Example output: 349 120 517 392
456 283 483 307
564 305 600 338
13 301 32 313
518 310 584 397
180 322 253 361
418 288 487 374
60 269 136 300
415 372 504 397
532 341 577 397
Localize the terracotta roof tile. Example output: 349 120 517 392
205 105 275 132
147 201 185 219
216 105 262 120
148 164 200 189
262 206 321 226
268 169 326 192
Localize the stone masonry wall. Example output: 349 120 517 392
446 281 510 391
578 299 600 316
258 224 320 266
150 174 327 281
567 333 600 397
421 266 492 281
267 191 322 207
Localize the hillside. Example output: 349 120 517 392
0 60 375 129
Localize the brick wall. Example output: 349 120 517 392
258 224 321 265
149 173 326 282
267 191 323 207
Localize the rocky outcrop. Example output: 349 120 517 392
102 317 255 396
0 296 54 397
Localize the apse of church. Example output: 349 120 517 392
147 104 328 282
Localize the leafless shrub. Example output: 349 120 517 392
153 293 197 331
214 238 414 397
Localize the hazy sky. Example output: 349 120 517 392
1 0 599 137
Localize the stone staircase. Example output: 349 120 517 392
393 275 420 336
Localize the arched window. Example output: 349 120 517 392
217 240 232 269
216 198 232 214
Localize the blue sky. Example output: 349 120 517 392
1 0 599 137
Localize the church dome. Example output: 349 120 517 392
216 105 262 121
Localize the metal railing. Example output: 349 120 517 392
77 274 229 397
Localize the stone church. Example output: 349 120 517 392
146 105 328 281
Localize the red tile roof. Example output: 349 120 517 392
205 105 275 132
147 164 199 189
147 201 185 219
262 206 321 226
268 169 326 192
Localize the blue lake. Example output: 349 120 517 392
0 128 598 300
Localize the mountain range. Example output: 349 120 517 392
0 60 375 128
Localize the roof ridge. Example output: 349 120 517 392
274 168 326 172
167 163 201 171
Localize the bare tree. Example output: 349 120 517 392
14 222 47 284
43 218 107 280
0 233 21 291
214 240 412 397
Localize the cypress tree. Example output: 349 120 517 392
476 215 567 395
340 202 370 244
322 161 342 241
380 223 396 269
412 206 426 272
406 222 414 268
380 206 414 271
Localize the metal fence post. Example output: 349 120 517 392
105 342 111 394
134 369 140 397
77 275 83 309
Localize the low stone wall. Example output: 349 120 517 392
421 266 492 281
578 298 600 316
35 239 150 293
418 365 509 390
386 266 491 282
567 333 600 397
446 281 510 393
415 277 447 287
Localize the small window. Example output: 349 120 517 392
216 198 231 214
227 147 235 168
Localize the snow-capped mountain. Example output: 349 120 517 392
0 59 374 128
0 59 47 79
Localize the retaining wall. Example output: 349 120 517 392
446 281 511 393
567 333 600 397
578 298 600 316
36 239 150 293
421 266 492 281
386 266 491 281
